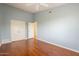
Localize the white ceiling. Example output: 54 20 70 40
7 3 65 13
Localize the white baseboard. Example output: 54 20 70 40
1 38 29 45
1 40 12 44
37 39 79 53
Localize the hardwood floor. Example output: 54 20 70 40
0 39 79 56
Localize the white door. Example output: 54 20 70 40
11 20 26 41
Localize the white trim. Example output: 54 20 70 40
37 39 79 53
1 40 12 44
1 38 28 45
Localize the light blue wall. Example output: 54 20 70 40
0 4 4 43
34 3 79 51
0 4 33 43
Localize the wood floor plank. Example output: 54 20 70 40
0 39 79 56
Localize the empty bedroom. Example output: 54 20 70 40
0 3 79 56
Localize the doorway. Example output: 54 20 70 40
28 22 37 39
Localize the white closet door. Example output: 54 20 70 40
11 20 26 41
